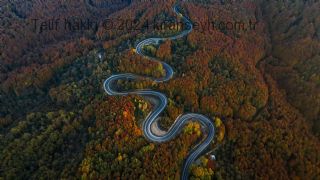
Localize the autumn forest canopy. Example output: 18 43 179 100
0 0 319 179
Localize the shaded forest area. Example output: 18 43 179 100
260 0 320 136
0 0 319 179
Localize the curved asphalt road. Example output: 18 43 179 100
103 4 215 180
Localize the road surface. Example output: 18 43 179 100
103 4 215 180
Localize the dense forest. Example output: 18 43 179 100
0 0 319 179
260 0 320 136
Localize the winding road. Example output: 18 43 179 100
103 4 215 180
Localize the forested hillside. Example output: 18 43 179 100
0 0 319 179
260 0 320 136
